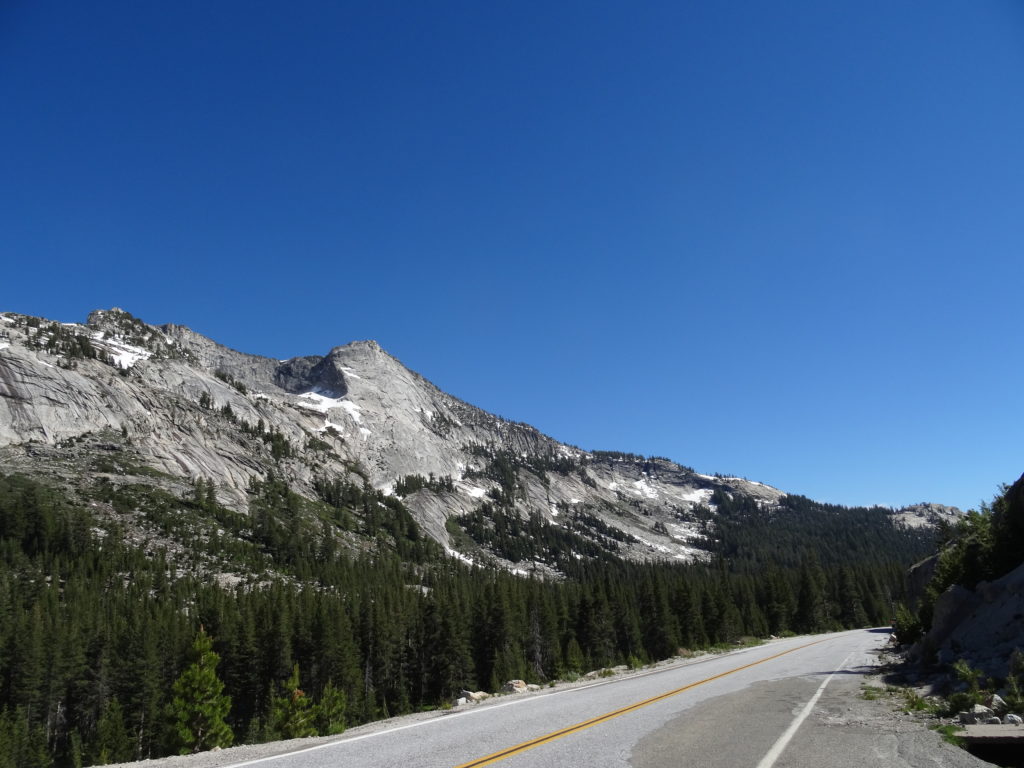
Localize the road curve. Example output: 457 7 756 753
217 629 949 768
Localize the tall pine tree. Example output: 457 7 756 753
168 630 234 754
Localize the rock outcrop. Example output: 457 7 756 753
914 562 1024 679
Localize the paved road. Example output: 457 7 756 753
209 628 984 768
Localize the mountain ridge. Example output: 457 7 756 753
0 307 961 571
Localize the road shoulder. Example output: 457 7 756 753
631 654 993 768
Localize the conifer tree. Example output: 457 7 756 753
168 630 234 754
268 665 317 739
314 680 346 736
90 700 132 765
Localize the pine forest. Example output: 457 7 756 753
0 467 934 767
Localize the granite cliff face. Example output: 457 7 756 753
0 308 957 567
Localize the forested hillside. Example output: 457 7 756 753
0 471 934 767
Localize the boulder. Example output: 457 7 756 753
985 716 1003 724
501 679 528 694
1004 714 1023 725
990 694 1009 714
460 690 490 702
960 705 995 725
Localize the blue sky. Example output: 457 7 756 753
2 1 1022 511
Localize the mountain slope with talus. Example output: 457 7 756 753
0 308 958 571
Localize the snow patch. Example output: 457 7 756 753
0 315 13 324
608 482 619 491
340 366 362 380
462 485 486 499
110 346 150 369
667 522 703 541
358 427 372 439
97 335 152 369
298 393 365 430
88 331 151 369
721 476 768 489
338 401 363 423
444 546 474 566
297 391 344 413
570 498 581 504
0 342 9 351
678 487 713 504
633 479 659 499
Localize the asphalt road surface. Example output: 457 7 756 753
184 628 985 768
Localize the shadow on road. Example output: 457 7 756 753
806 665 877 676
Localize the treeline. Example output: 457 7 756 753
0 472 927 767
701 490 934 570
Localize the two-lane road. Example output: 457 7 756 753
220 629 958 768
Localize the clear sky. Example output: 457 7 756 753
2 2 1023 512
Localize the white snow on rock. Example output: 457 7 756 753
299 393 366 435
633 479 659 499
460 484 486 499
101 338 152 369
0 342 9 351
677 487 713 504
297 391 344 413
338 400 363 423
668 521 703 540
444 546 474 566
340 366 362 379
87 330 153 369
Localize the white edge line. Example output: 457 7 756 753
753 649 856 768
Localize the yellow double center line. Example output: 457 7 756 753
454 638 827 768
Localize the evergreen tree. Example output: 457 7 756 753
794 559 827 633
90 700 132 765
837 567 869 628
268 665 317 739
168 630 234 754
314 680 346 736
